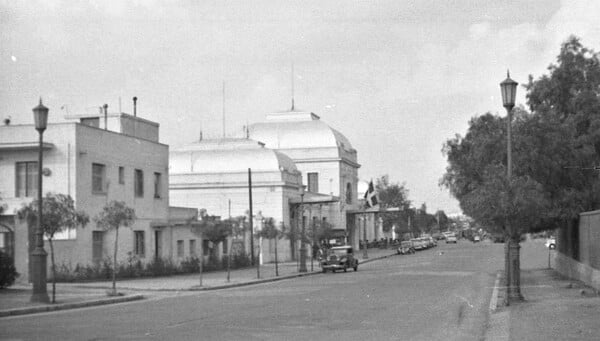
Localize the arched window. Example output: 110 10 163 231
346 182 353 204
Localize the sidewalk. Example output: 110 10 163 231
0 247 396 318
486 268 600 340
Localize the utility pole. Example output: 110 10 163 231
248 168 254 266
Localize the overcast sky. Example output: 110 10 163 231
2 0 600 215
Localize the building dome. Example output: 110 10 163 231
170 138 298 174
248 111 356 155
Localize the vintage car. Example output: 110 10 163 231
321 245 359 272
397 240 416 255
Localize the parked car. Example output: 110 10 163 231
321 245 359 272
410 238 425 250
473 235 481 243
545 237 556 249
397 240 416 255
446 234 457 244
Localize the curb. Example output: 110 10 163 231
489 271 501 313
0 294 144 318
72 253 397 292
0 252 396 317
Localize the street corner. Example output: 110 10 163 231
0 293 145 318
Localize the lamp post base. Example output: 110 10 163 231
299 247 307 272
30 248 49 303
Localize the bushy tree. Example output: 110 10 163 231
375 175 411 233
0 250 18 289
443 36 600 301
94 201 136 296
17 193 89 302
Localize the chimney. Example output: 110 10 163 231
103 104 108 130
133 96 137 117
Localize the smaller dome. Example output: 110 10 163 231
170 138 298 174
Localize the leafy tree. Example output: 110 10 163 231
442 36 600 301
94 201 136 296
374 175 412 233
0 250 18 289
257 217 287 276
17 193 89 302
191 210 237 285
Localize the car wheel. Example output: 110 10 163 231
332 269 336 273
322 268 326 273
343 265 347 272
353 264 358 271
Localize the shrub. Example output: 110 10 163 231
180 257 200 273
0 250 19 288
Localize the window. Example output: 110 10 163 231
92 163 106 194
50 227 77 240
346 182 353 204
222 239 228 255
118 167 125 184
189 239 196 256
92 231 104 262
15 161 38 197
203 240 210 256
134 169 144 197
307 172 319 193
153 172 161 198
134 231 145 257
177 240 184 257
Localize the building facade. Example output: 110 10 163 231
0 112 198 281
248 111 363 249
169 138 303 262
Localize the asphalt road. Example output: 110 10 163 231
0 241 505 341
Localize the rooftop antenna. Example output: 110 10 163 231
291 62 295 111
222 81 226 138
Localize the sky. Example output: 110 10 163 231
2 0 600 215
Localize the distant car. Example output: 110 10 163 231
473 235 481 242
410 238 425 250
397 240 416 255
321 245 359 272
545 238 556 249
446 234 457 244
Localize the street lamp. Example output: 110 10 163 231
500 70 522 302
31 99 49 303
299 185 307 272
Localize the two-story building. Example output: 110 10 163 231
0 110 198 281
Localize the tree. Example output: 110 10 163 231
17 193 89 302
441 37 600 302
94 201 136 296
375 175 412 233
191 210 236 285
257 217 286 276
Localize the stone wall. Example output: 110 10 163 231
554 251 600 291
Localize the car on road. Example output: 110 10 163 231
397 240 416 255
321 245 359 272
446 234 457 244
545 237 556 249
410 238 426 250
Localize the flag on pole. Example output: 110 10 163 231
364 180 379 208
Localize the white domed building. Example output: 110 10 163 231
169 138 302 262
249 111 362 249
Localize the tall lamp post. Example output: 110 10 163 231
500 70 522 302
299 186 307 272
31 99 50 303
